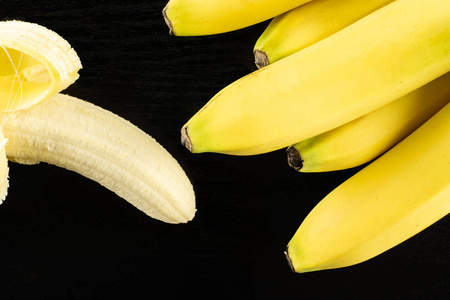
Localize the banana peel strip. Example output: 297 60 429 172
0 20 82 112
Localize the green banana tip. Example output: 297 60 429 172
286 147 303 171
181 126 193 152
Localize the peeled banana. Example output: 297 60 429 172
162 0 313 36
285 101 450 273
287 72 450 172
181 0 450 156
1 93 196 223
254 0 393 68
0 20 196 223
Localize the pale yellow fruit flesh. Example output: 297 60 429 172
2 94 196 223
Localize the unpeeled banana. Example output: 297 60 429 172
162 0 313 36
0 20 196 223
285 102 450 273
287 72 450 172
181 0 450 156
254 0 394 68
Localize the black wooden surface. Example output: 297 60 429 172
0 1 448 299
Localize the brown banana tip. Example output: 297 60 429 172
253 49 269 69
286 147 303 171
284 247 296 273
162 7 174 35
181 127 193 152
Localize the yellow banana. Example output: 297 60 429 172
0 20 82 111
287 72 450 172
1 93 196 224
0 20 196 223
254 0 394 68
181 0 450 156
285 101 450 273
162 0 313 36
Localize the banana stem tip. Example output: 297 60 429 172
181 127 193 152
284 248 296 273
254 49 269 69
286 147 303 171
162 7 174 35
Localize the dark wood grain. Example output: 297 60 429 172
0 1 448 299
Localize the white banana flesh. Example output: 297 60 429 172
1 94 196 224
0 134 8 203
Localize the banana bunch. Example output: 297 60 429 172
165 0 450 271
0 20 196 224
286 102 450 272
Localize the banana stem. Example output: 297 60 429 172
162 7 174 35
284 248 296 273
181 126 193 152
253 50 270 69
286 147 303 171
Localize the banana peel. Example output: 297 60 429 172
0 21 81 111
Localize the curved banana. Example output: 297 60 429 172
162 0 313 36
285 102 450 273
181 0 450 156
287 72 450 172
1 94 196 224
254 0 393 68
0 20 82 112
